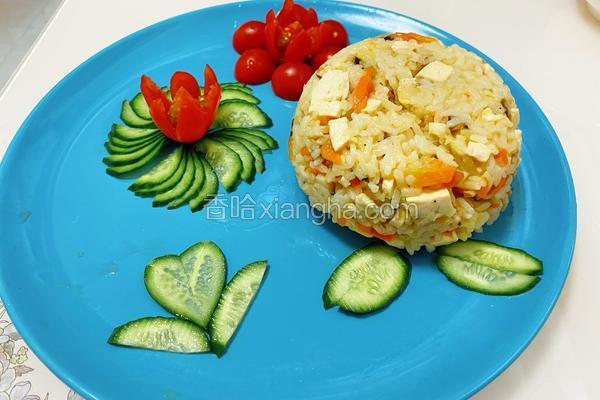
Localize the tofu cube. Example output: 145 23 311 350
466 141 492 162
362 98 382 113
428 122 449 136
309 70 350 115
310 100 344 117
328 117 351 151
416 61 453 82
406 188 455 221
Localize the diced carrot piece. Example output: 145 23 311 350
351 67 375 111
413 159 456 188
443 170 464 188
494 148 509 166
357 224 395 241
337 216 347 226
320 140 342 164
391 32 438 43
309 167 320 175
300 146 311 158
349 177 361 186
476 177 508 200
317 115 335 124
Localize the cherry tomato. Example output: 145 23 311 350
271 62 313 101
319 20 348 48
232 21 267 54
310 46 342 69
234 49 276 85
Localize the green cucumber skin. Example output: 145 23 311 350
196 138 243 192
209 261 268 357
230 128 278 150
322 244 411 314
120 100 155 128
218 130 270 151
152 151 195 207
108 317 210 353
130 93 152 119
213 137 256 183
220 88 260 104
106 139 165 177
144 242 227 329
110 124 159 142
103 136 164 166
438 239 543 275
212 100 273 130
190 157 219 212
129 146 184 192
105 134 160 155
436 255 541 296
220 134 265 173
168 151 205 209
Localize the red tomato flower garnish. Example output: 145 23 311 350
141 65 221 143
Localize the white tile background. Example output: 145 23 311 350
0 0 63 91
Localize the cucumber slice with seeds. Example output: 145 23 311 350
438 239 542 275
196 138 243 192
144 242 227 329
106 139 165 177
220 134 265 173
211 100 272 130
110 124 159 141
218 129 270 151
323 244 411 314
436 255 541 295
120 100 155 128
168 151 205 209
103 136 165 166
152 151 195 207
135 146 187 196
190 157 219 212
130 92 151 119
209 261 268 357
220 88 260 104
129 146 184 191
108 317 210 353
213 136 256 182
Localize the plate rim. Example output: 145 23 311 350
0 1 577 399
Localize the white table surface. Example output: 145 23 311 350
0 0 599 399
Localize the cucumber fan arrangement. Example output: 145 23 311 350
102 65 279 211
108 240 268 357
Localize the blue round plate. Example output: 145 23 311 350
0 1 576 399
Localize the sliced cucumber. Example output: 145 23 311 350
105 134 161 155
135 146 188 196
230 128 278 150
219 129 270 151
196 138 243 192
220 82 252 94
152 151 195 207
103 136 164 166
129 146 184 192
213 136 256 183
144 241 227 329
211 100 272 130
108 317 210 353
220 134 265 173
108 132 162 150
130 92 152 120
323 244 411 314
209 261 268 357
438 239 543 275
436 255 541 296
190 156 219 212
110 124 159 141
220 88 260 104
106 139 165 177
168 151 205 210
120 100 155 128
